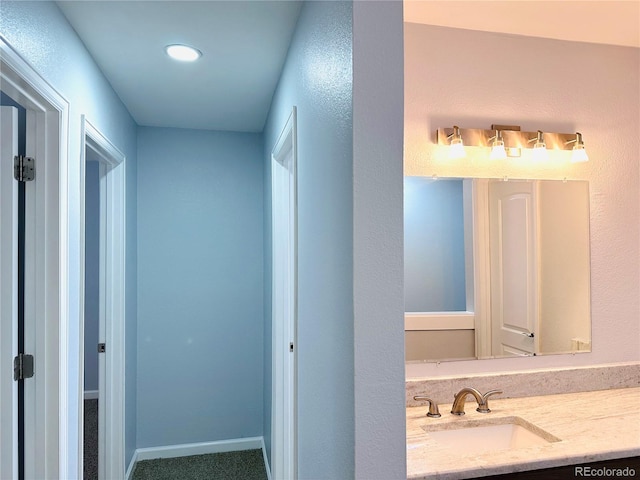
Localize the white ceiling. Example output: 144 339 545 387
57 1 302 132
58 1 638 133
404 1 640 48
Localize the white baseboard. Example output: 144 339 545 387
83 390 99 400
125 450 138 480
126 436 266 479
261 437 272 480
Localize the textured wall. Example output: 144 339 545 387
136 127 263 447
262 1 354 476
0 2 138 473
404 24 640 377
353 2 406 479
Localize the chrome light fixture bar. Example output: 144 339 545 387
436 125 588 160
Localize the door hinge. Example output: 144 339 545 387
13 353 35 381
98 343 106 353
14 155 35 182
289 342 294 353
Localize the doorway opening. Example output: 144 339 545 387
79 116 126 479
83 158 100 479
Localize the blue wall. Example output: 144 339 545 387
0 2 138 473
136 127 264 447
84 161 100 392
263 1 354 476
3 2 409 477
404 177 466 312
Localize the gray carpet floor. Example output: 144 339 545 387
83 399 98 480
132 449 268 480
83 401 266 480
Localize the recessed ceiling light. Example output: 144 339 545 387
165 44 202 62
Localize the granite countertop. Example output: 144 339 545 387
407 387 640 479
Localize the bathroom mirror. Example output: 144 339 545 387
404 177 591 362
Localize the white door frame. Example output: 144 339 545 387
0 37 70 478
79 116 126 480
0 106 19 480
271 107 298 480
471 179 492 358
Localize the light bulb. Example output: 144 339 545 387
532 144 548 161
571 145 589 163
165 44 202 62
448 126 466 159
449 138 466 159
489 130 506 160
531 130 548 161
570 132 589 163
490 143 506 160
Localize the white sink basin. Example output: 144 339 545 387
422 416 560 454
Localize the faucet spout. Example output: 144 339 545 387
450 387 483 415
477 389 503 413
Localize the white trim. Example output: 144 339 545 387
0 35 70 479
135 437 264 461
271 106 298 480
472 178 492 358
83 390 99 400
78 116 126 480
261 437 272 480
404 312 475 330
125 437 267 480
125 449 138 480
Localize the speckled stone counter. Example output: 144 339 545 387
407 387 640 479
406 363 640 408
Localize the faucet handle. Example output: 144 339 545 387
413 396 441 418
476 389 503 413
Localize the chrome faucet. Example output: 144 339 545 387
451 388 503 415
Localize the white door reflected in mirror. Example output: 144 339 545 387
404 177 591 362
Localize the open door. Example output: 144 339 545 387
489 180 539 356
271 107 297 480
0 105 19 480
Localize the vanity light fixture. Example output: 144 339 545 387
436 125 589 162
529 130 549 161
165 44 202 62
448 125 466 159
489 129 507 160
567 132 589 163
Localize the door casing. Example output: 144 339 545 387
0 36 70 478
79 116 126 479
